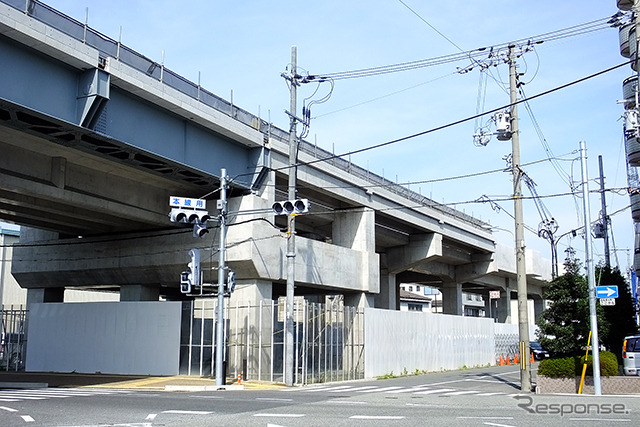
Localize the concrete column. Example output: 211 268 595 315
344 292 374 308
226 279 273 381
533 296 545 322
441 282 463 315
26 288 64 304
496 280 512 323
228 279 272 305
332 207 375 251
119 284 160 301
375 270 397 310
483 290 495 320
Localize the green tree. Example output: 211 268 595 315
597 264 639 364
537 248 608 357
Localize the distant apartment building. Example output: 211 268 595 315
399 284 486 317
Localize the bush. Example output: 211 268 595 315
538 357 577 378
538 351 620 378
578 350 619 377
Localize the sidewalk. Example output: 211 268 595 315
0 371 285 391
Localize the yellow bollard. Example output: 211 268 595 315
578 331 592 394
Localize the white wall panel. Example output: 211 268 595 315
364 308 496 378
26 302 181 375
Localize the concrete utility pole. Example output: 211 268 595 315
285 46 298 387
508 45 532 393
580 141 602 395
598 155 611 267
215 168 228 386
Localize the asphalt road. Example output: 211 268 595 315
1 365 638 426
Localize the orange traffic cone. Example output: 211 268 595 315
506 355 511 365
530 352 535 363
514 353 519 364
499 355 505 366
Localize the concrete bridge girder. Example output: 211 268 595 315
0 3 552 313
12 193 380 299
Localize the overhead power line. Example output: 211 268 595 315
275 60 630 173
303 16 613 82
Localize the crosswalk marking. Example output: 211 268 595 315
357 386 403 393
0 388 131 403
474 392 506 396
0 395 46 400
329 386 377 392
413 388 456 395
385 387 431 394
302 385 354 393
290 384 515 398
442 390 480 396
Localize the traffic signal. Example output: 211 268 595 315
192 219 209 238
178 248 200 294
170 208 210 224
272 198 310 215
227 270 236 293
169 196 210 238
180 270 191 294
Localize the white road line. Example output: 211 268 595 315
331 386 377 392
386 387 430 394
20 415 35 423
0 399 20 402
145 413 157 421
299 386 333 392
162 410 213 415
0 406 18 412
357 386 403 393
350 415 405 420
2 392 69 398
475 392 506 396
413 388 456 395
465 379 506 384
415 380 461 387
482 423 516 427
303 385 354 392
442 390 480 396
332 400 368 405
0 395 46 400
256 397 294 402
254 413 306 418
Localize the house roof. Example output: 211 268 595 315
399 289 432 303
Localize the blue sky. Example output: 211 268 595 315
34 0 635 271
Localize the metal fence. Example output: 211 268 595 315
0 305 27 371
180 298 365 384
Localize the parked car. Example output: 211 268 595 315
530 341 550 360
623 334 640 376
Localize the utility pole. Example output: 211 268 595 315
508 45 531 393
598 155 611 267
580 141 602 395
285 46 298 387
215 168 227 387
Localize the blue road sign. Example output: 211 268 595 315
596 285 619 299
